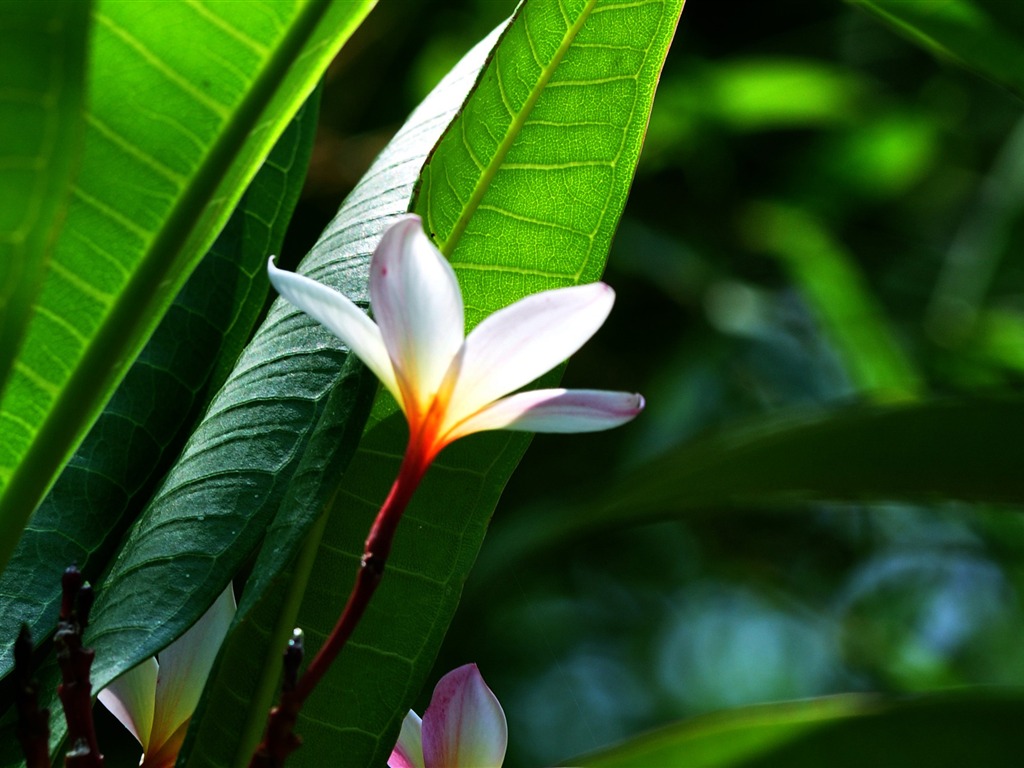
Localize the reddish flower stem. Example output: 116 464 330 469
250 444 431 767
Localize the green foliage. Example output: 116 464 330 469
485 397 1024 569
290 2 686 763
0 88 324 682
5 0 1024 766
0 0 89 400
853 0 1024 99
0 0 375 576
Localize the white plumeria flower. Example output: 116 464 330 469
97 586 235 767
389 664 507 768
267 214 643 470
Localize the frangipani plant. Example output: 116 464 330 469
390 664 507 768
97 586 235 767
254 214 644 757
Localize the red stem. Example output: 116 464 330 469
250 443 430 767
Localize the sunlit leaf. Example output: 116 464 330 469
0 0 88 400
0 0 375 575
0 89 322 682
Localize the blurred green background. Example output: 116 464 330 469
279 1 1024 766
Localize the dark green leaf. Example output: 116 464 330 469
852 0 1024 100
79 17 510 749
577 690 1024 767
180 353 377 767
487 398 1024 568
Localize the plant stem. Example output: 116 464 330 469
249 444 429 767
55 566 103 768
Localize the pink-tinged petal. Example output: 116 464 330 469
267 257 401 406
421 664 506 768
370 215 465 418
97 657 158 751
446 283 614 429
149 585 235 754
448 388 644 441
389 710 425 768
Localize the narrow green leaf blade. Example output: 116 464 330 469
0 0 88 397
852 0 1024 99
0 0 375 574
577 691 1024 767
292 0 686 764
745 202 920 399
0 88 322 681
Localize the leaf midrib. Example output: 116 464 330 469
436 0 599 257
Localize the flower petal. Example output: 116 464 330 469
267 256 401 406
421 664 506 768
448 388 644 441
388 710 425 768
98 657 158 751
369 215 465 419
141 718 189 768
149 585 235 754
446 283 614 429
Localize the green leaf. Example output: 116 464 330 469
0 0 376 575
181 353 377 768
576 690 1024 767
0 87 322 682
852 0 1024 100
741 201 920 400
485 398 1024 566
290 0 686 764
0 0 89 398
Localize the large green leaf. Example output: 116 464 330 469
0 0 376 575
576 690 1024 766
0 1 88 399
0 88 322 682
291 0 685 764
852 0 1024 99
483 398 1024 568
